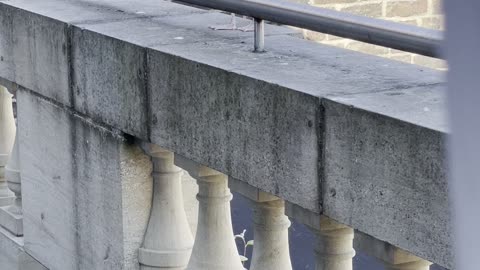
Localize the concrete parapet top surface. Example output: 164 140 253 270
0 0 450 268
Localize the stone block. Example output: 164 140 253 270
0 5 15 85
393 18 420 26
0 4 70 105
386 0 429 17
430 0 443 15
148 50 321 212
339 2 383 17
0 226 47 270
322 92 452 269
420 16 444 30
71 26 148 139
0 206 23 236
18 90 77 270
0 194 13 208
17 89 152 270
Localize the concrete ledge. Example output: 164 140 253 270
0 226 47 270
0 206 23 236
0 4 70 105
322 98 450 268
71 26 149 139
149 50 321 211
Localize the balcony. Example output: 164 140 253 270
0 0 449 269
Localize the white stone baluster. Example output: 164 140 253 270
0 86 15 206
138 143 194 270
176 157 243 270
286 204 355 270
310 216 355 270
0 131 22 236
250 199 292 270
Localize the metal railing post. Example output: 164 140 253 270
254 18 265 52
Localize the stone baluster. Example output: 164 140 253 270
310 216 355 270
226 177 293 270
138 143 194 270
175 156 243 270
250 199 292 270
0 131 22 236
0 86 15 206
286 204 355 270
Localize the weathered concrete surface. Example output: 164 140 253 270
0 226 47 270
322 96 450 268
17 89 152 270
0 0 451 268
0 4 70 105
71 28 149 139
149 52 320 211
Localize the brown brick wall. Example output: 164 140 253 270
302 0 445 69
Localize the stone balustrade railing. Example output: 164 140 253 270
0 90 437 269
0 86 22 238
0 0 449 269
0 84 445 270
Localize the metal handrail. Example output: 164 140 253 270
174 0 443 58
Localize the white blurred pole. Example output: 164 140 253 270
138 143 193 270
0 86 15 206
446 1 480 270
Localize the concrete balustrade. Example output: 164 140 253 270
286 203 355 270
0 85 22 236
250 199 292 270
138 143 194 270
310 216 355 270
188 171 243 270
0 0 451 269
228 178 293 270
0 86 15 207
0 132 23 236
176 156 243 270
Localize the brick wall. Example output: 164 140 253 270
302 0 445 69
